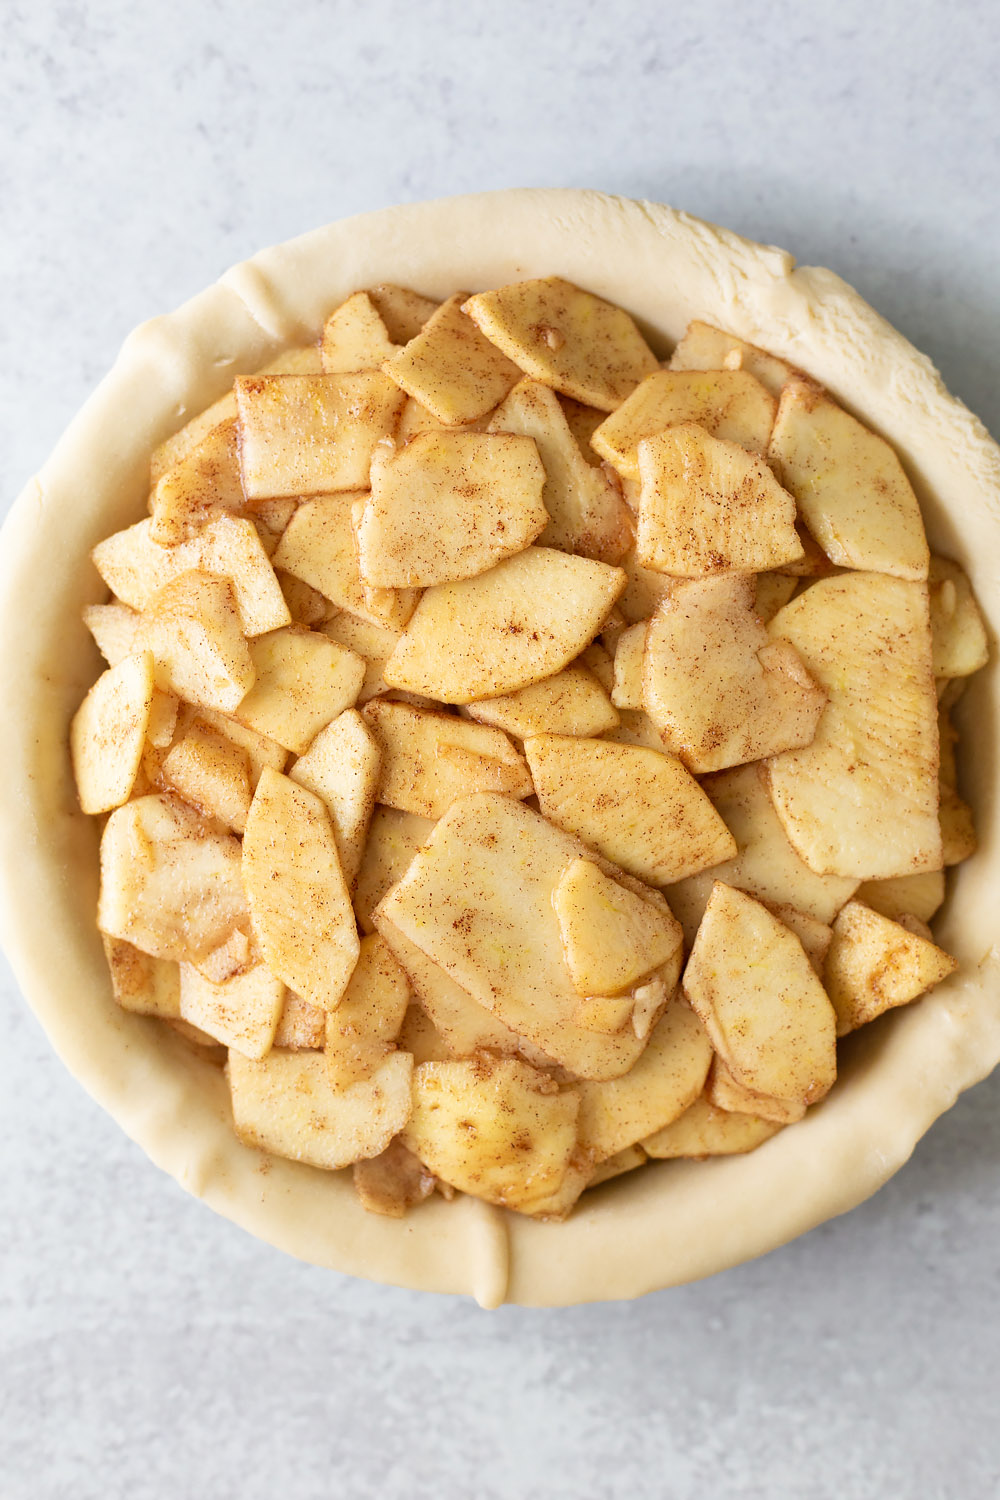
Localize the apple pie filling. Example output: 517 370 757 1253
72 276 985 1220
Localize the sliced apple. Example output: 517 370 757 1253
604 707 672 756
324 933 410 1087
660 873 729 958
160 715 253 833
382 293 521 425
773 523 837 579
616 474 642 515
71 651 155 815
766 572 941 878
705 1056 806 1125
320 291 400 373
897 914 935 942
169 1020 230 1056
643 575 825 773
558 395 607 463
487 378 631 559
289 709 380 889
242 769 360 1011
684 882 837 1106
248 498 297 558
768 379 929 580
352 1138 437 1218
229 1048 413 1170
236 372 405 498
193 926 255 986
464 663 619 739
577 640 615 692
755 572 798 623
668 319 797 395
146 690 179 750
664 764 859 935
526 732 735 887
599 606 628 657
179 961 285 1059
89 513 191 612
257 344 325 376
93 515 290 637
139 571 254 713
643 1093 781 1158
516 1154 596 1220
192 707 288 786
103 936 181 1019
397 1002 453 1065
268 489 359 608
928 556 989 677
396 396 454 443
234 626 365 754
825 899 958 1034
636 424 802 576
383 546 626 702
367 284 438 344
632 972 676 1041
377 792 653 1079
357 430 547 586
576 999 713 1161
157 352 312 477
574 994 636 1035
588 1144 647 1188
273 992 326 1051
644 573 827 774
191 515 292 635
401 1055 579 1213
321 614 403 703
464 277 658 411
271 491 418 631
83 601 142 666
940 782 977 866
99 793 248 964
378 916 555 1067
610 622 646 710
134 735 169 799
552 857 683 998
855 870 946 925
352 805 436 934
616 549 676 625
276 569 331 627
149 418 246 546
765 903 833 977
592 369 776 479
151 397 237 484
361 699 531 819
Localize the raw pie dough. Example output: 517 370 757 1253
0 190 998 1308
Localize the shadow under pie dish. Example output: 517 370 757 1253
1 188 998 1308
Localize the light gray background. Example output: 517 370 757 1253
2 4 998 1497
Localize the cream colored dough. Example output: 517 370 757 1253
0 190 998 1308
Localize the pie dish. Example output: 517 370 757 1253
1 188 998 1307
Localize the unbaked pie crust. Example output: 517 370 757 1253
1 189 998 1307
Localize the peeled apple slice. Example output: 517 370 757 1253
768 379 930 581
382 547 626 702
766 572 941 879
242 769 360 1012
643 575 826 774
464 277 658 411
